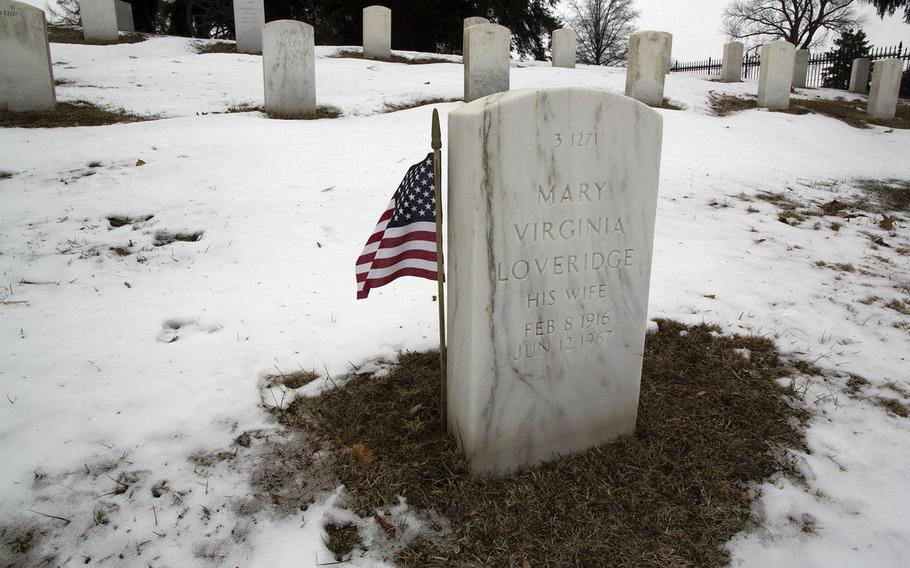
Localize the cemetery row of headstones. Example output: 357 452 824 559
718 40 903 120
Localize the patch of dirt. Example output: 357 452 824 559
325 523 361 561
706 91 910 129
381 97 462 113
658 98 685 110
1 101 151 128
855 179 910 213
153 230 203 246
47 26 146 45
0 171 12 180
267 370 320 390
194 41 236 54
329 49 456 65
265 106 343 120
108 214 154 228
874 397 909 418
266 320 810 567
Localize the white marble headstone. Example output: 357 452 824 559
362 5 390 60
720 41 743 82
792 49 809 88
0 0 55 111
551 28 576 68
867 59 902 120
849 57 871 94
233 0 264 54
79 0 118 42
262 20 315 118
463 16 489 29
447 87 664 475
463 23 510 102
757 40 795 110
115 0 133 32
625 31 672 106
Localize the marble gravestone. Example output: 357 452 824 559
463 16 489 29
233 0 264 54
362 5 390 60
625 31 672 106
792 49 809 88
757 40 795 110
79 0 118 42
0 0 55 111
849 58 871 93
867 59 902 120
551 28 576 68
720 41 743 82
463 23 510 102
115 0 133 32
447 87 663 475
262 20 315 118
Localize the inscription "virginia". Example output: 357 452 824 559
513 216 625 243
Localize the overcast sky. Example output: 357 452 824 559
628 0 910 61
19 0 910 61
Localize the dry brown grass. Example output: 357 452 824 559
381 97 462 113
329 49 457 65
193 41 236 54
266 106 343 120
47 26 146 45
707 91 910 129
1 101 150 128
271 319 809 567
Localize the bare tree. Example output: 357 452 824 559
566 0 640 66
46 0 81 26
723 0 863 49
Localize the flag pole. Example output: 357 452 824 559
431 108 447 432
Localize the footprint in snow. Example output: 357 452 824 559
157 318 222 343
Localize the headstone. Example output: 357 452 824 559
447 87 663 475
362 5 390 60
867 59 902 120
792 48 809 88
624 31 672 106
79 0 118 42
233 0 264 54
463 23 510 102
115 0 133 32
551 28 576 68
0 0 55 111
757 40 795 110
849 57 871 94
463 16 489 29
262 20 315 118
720 41 743 82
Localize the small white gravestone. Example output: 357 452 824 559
720 41 743 82
551 28 576 68
867 59 902 120
463 23 510 102
0 0 55 111
362 5 390 60
447 87 663 475
233 0 264 54
792 49 809 88
463 16 489 29
262 20 315 118
849 57 871 94
625 31 672 106
757 40 795 110
79 0 118 42
115 0 133 32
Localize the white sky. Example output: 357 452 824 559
19 0 910 61
631 0 910 61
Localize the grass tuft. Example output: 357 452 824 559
1 101 151 128
268 319 809 567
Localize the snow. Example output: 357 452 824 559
2 36 910 566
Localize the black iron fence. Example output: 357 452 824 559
670 43 909 90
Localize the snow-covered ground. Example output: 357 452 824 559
1 36 909 567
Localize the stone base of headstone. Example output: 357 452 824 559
1 0 56 111
447 87 663 475
757 40 795 110
625 31 673 106
867 59 902 120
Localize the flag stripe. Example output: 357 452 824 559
356 240 437 269
356 267 439 299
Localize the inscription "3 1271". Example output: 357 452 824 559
553 132 599 148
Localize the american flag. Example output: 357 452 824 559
356 153 438 299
